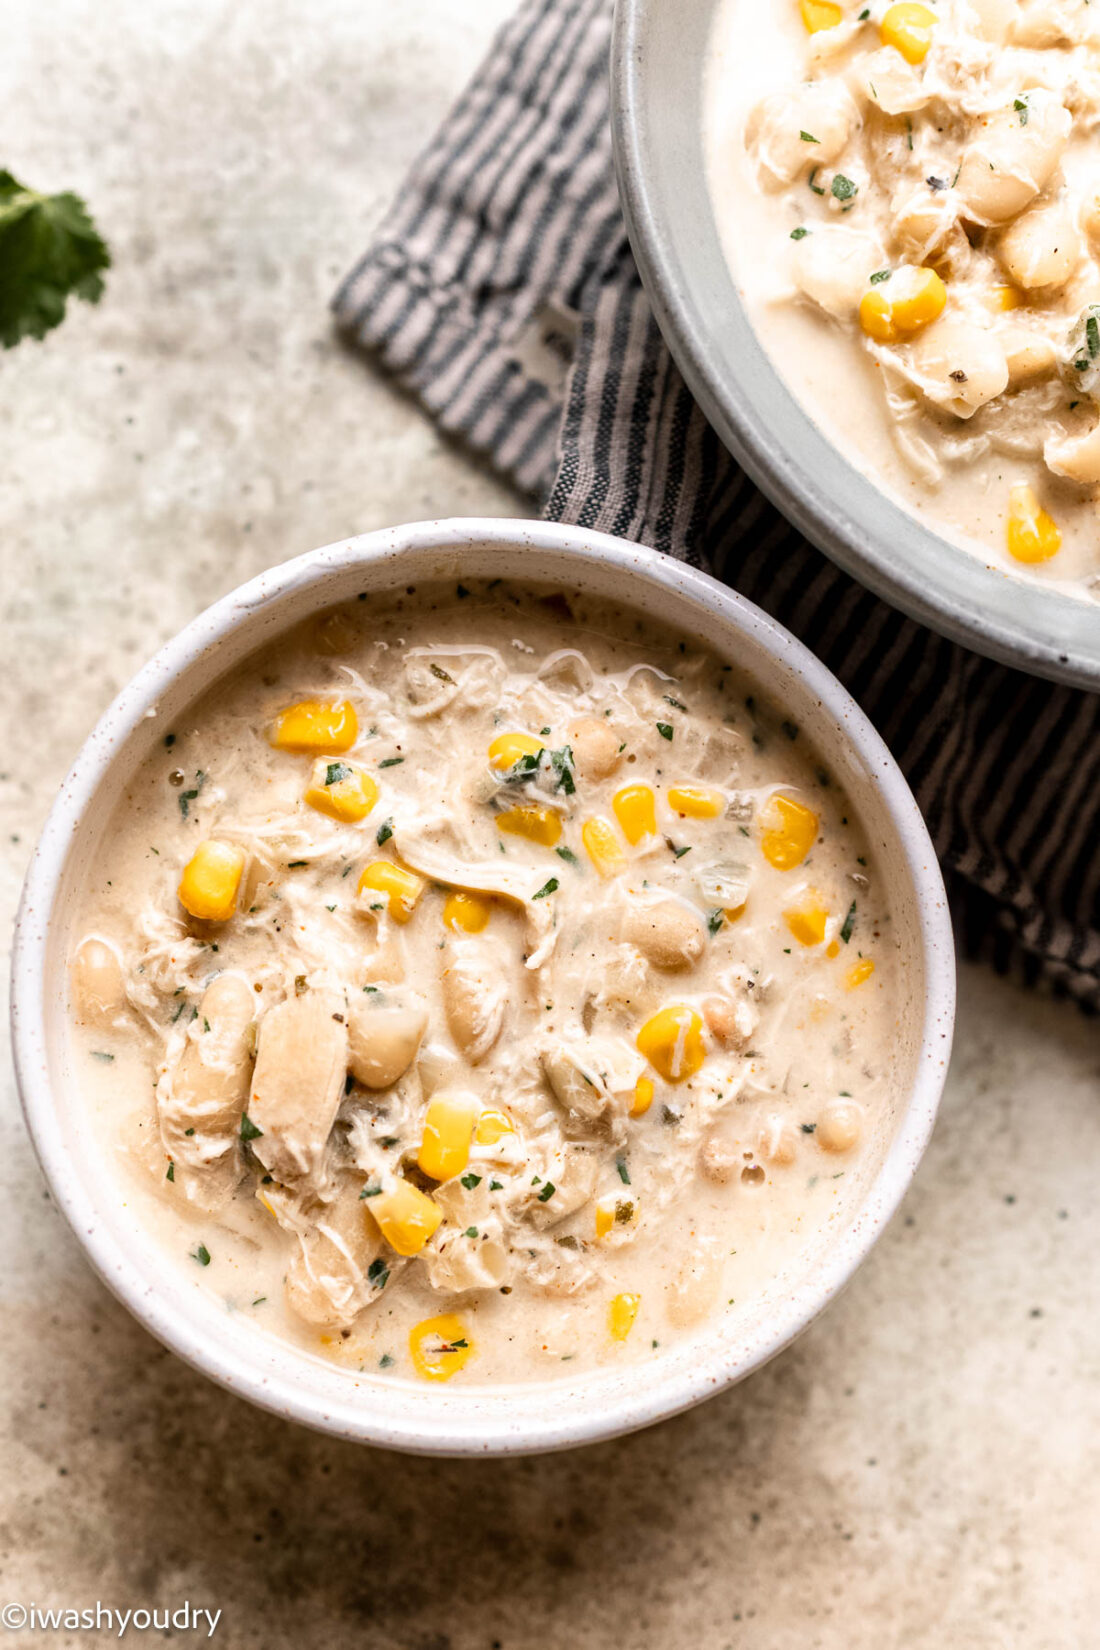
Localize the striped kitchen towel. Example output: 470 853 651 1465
334 0 1100 1012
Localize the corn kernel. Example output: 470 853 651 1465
582 816 627 878
409 1313 474 1380
608 1292 641 1341
496 805 562 846
827 939 841 959
667 784 724 819
270 698 358 754
443 890 492 933
784 893 830 947
859 266 946 346
303 758 379 824
880 2 937 63
475 1108 514 1146
488 731 544 771
368 1179 442 1256
1006 483 1061 564
636 1004 705 1083
631 1076 655 1117
759 794 819 870
845 957 876 989
418 1091 479 1181
990 285 1022 313
178 839 246 923
358 860 424 923
612 783 656 845
595 1198 616 1240
800 0 843 31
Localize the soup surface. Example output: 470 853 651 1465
70 580 904 1384
706 0 1100 597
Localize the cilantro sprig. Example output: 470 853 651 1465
0 170 110 348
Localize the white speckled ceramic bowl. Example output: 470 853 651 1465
611 0 1100 688
11 519 954 1455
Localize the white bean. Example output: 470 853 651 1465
441 938 507 1063
746 82 857 190
1045 416 1100 485
955 94 1071 226
623 899 706 970
818 1099 862 1154
999 198 1082 291
249 987 348 1181
70 935 126 1024
347 995 428 1090
792 226 885 319
568 716 623 780
910 320 1009 420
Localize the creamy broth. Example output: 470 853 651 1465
69 580 904 1385
706 0 1100 597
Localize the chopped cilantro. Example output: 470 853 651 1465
239 1113 263 1142
532 877 559 899
464 1226 479 1239
831 174 857 202
799 131 819 144
378 756 404 768
656 721 674 741
537 1181 557 1202
376 817 393 846
166 1161 175 1182
359 1182 383 1198
0 169 110 348
192 1243 211 1266
840 900 857 944
460 1172 482 1190
555 845 579 866
367 1257 390 1290
325 761 352 786
379 1353 395 1368
790 226 809 240
616 1157 631 1185
706 909 724 936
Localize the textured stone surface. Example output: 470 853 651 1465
1 3 1098 1645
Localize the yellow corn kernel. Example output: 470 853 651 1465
595 1198 616 1240
409 1313 474 1380
827 939 841 959
631 1076 655 1118
612 783 656 845
859 266 946 345
880 2 937 63
990 285 1022 313
488 731 544 771
800 0 843 31
368 1179 443 1256
270 698 358 754
358 860 424 923
1006 484 1061 564
667 784 724 820
582 816 627 878
178 839 246 923
418 1091 479 1181
845 957 876 990
443 890 492 933
475 1108 514 1146
496 805 562 847
759 794 819 871
636 1004 705 1083
784 893 830 947
303 758 379 824
608 1292 641 1341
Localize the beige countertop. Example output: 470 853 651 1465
2 2 1097 1644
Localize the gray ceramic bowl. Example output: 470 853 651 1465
12 519 954 1454
611 0 1100 688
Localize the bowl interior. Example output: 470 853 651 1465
611 0 1100 689
14 521 953 1454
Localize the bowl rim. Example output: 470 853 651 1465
610 0 1100 690
11 516 955 1455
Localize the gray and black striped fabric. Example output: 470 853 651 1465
334 0 1100 1012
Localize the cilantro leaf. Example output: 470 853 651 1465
0 171 110 348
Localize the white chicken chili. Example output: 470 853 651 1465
706 0 1100 595
69 579 903 1384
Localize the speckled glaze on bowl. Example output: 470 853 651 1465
11 519 954 1456
611 0 1100 689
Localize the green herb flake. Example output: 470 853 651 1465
808 167 825 196
90 1050 115 1063
0 169 110 349
801 1123 817 1135
532 877 559 900
325 761 352 786
460 1172 482 1190
673 843 692 858
378 756 404 769
429 662 455 683
555 845 579 866
656 722 674 741
790 226 809 240
239 1113 263 1142
869 269 892 285
379 1353 395 1369
840 900 857 944
707 908 724 936
489 1179 503 1191
537 1181 557 1203
376 817 394 846
800 131 819 144
192 1243 211 1267
359 1182 383 1199
1014 96 1029 125
831 174 857 202
166 1161 175 1182
178 770 206 819
367 1257 390 1291
464 1226 479 1239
